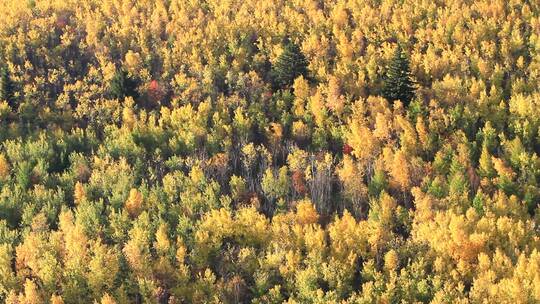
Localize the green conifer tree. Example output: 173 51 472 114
0 66 14 108
110 69 139 100
272 40 309 89
382 45 416 106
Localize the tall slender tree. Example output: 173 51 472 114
0 66 14 108
272 40 309 90
110 69 139 100
382 45 416 106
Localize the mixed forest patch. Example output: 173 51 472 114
0 0 539 303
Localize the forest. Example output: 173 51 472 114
0 0 540 303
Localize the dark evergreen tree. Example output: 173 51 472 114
271 40 309 89
382 45 416 106
110 69 139 100
0 66 14 108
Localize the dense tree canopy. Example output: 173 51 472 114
0 0 538 303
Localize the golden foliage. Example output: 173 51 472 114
125 188 143 218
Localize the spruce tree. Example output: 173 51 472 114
0 66 14 108
272 40 309 89
382 45 416 106
110 69 139 100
